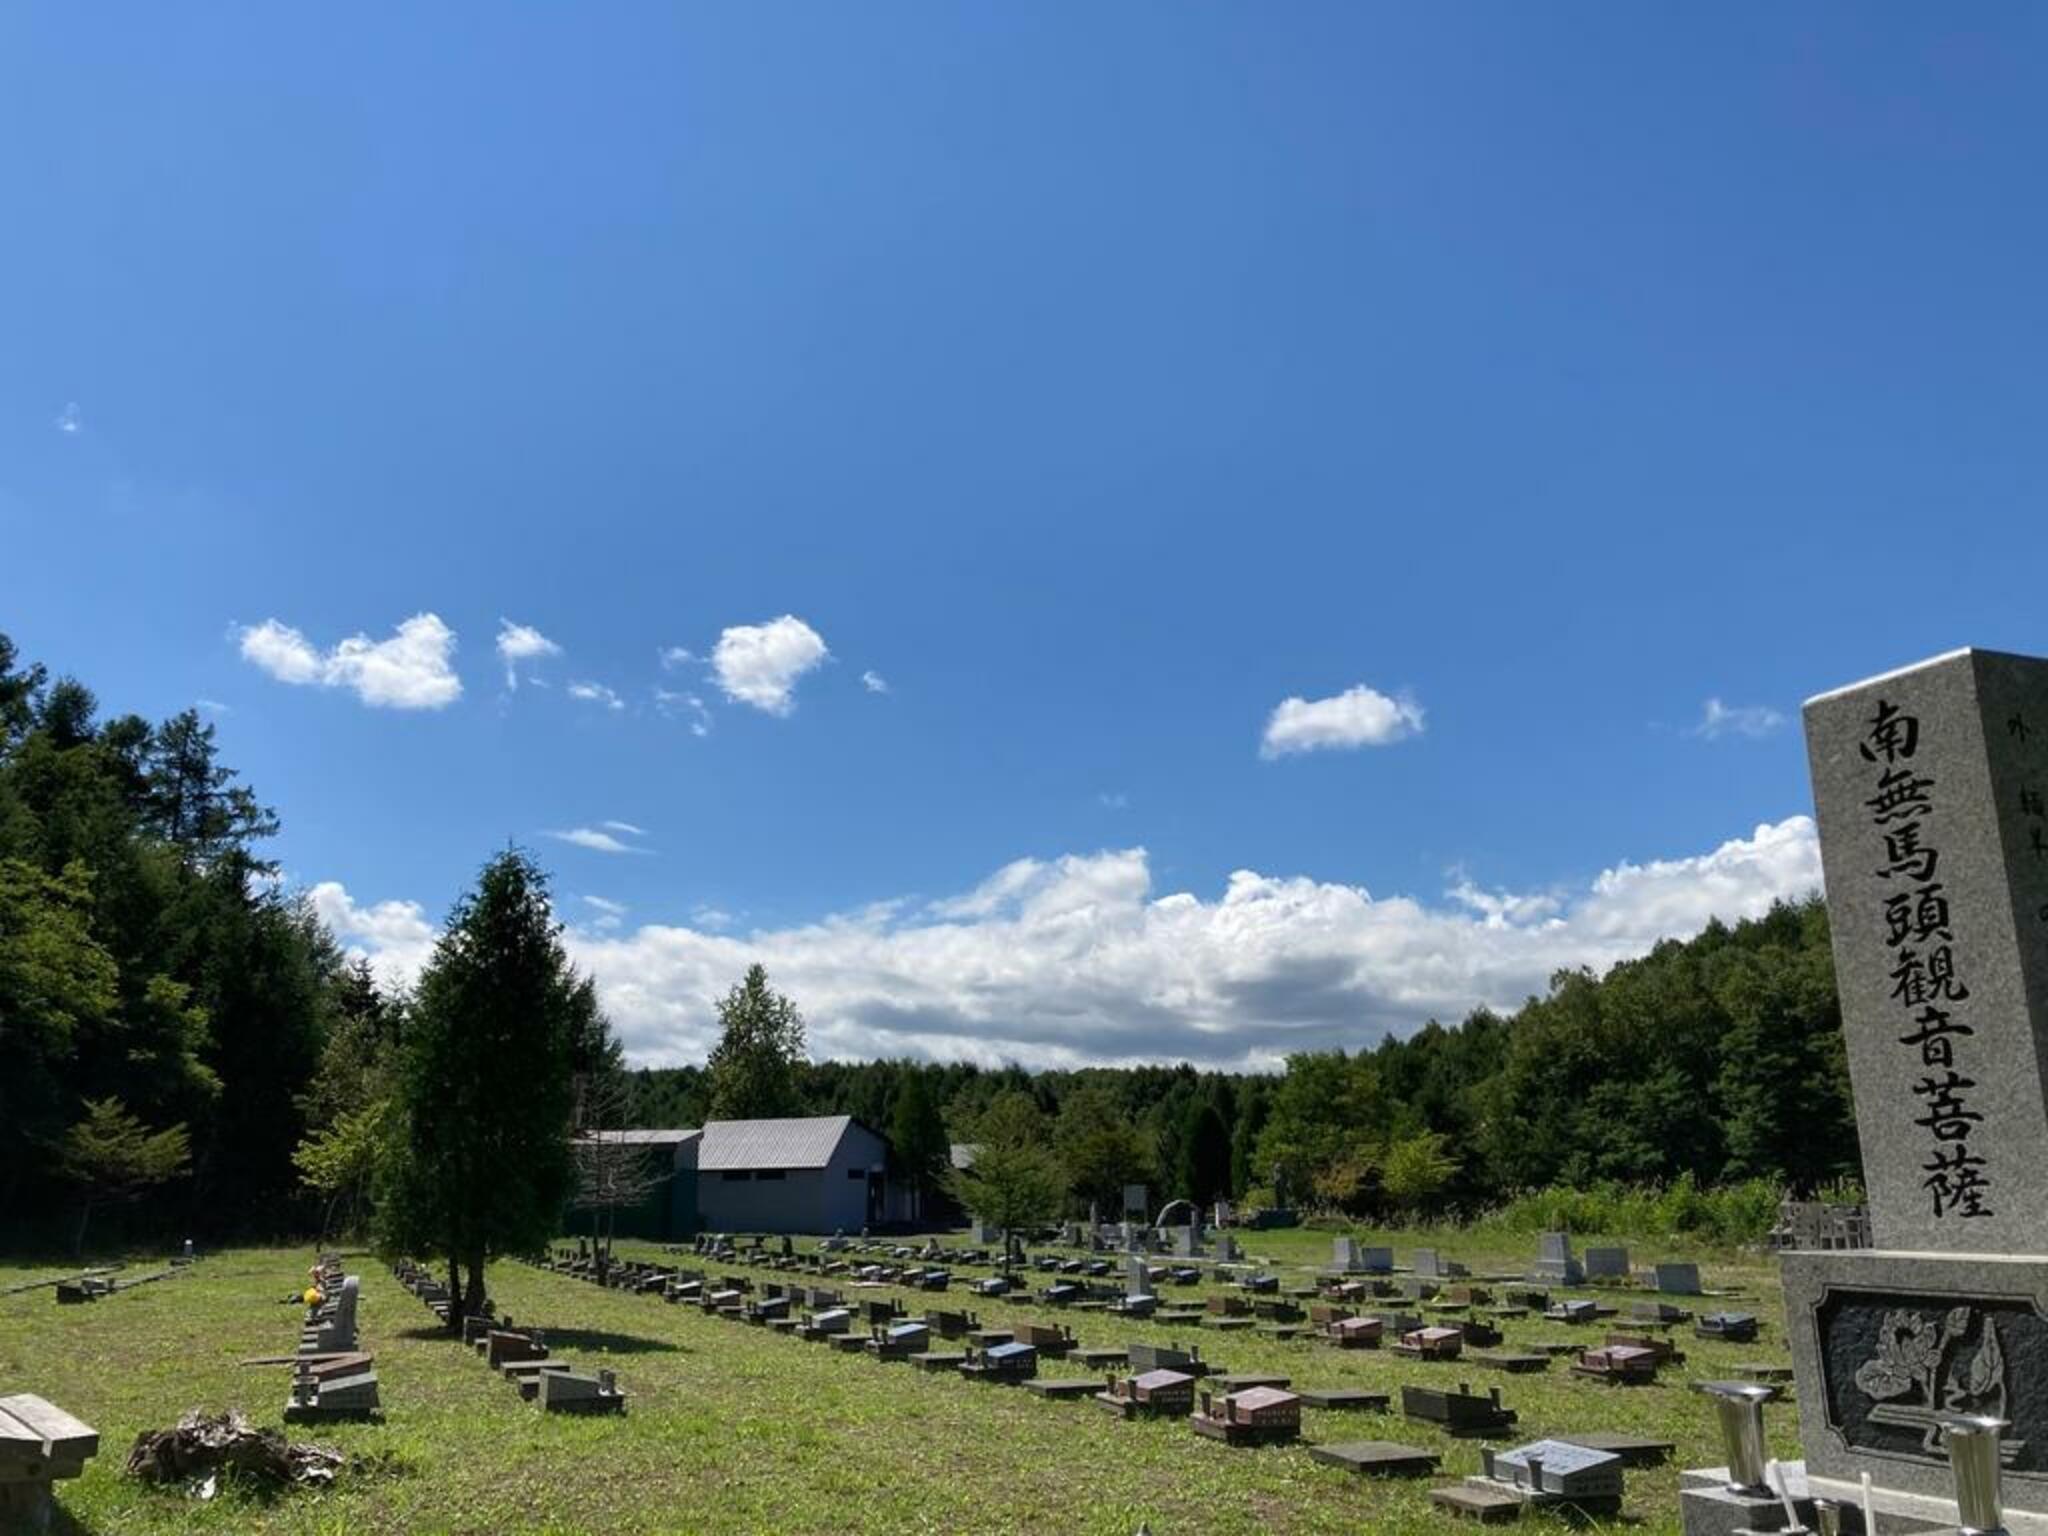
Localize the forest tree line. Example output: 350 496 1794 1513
0 627 1858 1255
627 892 1856 1224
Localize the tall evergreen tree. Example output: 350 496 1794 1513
887 1072 950 1221
705 964 807 1120
378 851 580 1328
1176 1098 1233 1208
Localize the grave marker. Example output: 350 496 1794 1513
1755 648 2048 1529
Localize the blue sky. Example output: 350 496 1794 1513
4 6 2044 1067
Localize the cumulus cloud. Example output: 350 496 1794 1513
712 615 829 715
862 670 890 694
320 815 1823 1071
1261 684 1423 758
237 613 462 710
54 402 82 435
568 680 626 711
496 620 561 689
1693 697 1787 740
309 881 438 990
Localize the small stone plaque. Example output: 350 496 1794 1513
1024 1378 1098 1400
1309 1440 1438 1476
1297 1387 1390 1410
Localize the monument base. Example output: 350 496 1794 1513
1781 1249 2048 1519
1677 1463 1952 1535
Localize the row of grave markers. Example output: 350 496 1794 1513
389 1259 624 1413
524 1233 1769 1522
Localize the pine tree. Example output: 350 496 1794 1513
378 850 580 1329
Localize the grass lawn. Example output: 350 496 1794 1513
0 1229 1801 1535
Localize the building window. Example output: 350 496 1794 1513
756 1170 785 1182
848 1168 866 1180
721 1171 752 1182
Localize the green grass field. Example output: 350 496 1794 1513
0 1230 1802 1535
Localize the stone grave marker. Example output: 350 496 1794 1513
1528 1233 1584 1285
1672 647 2048 1532
1583 1245 1630 1281
1309 1440 1439 1477
1649 1261 1701 1295
1402 1381 1516 1438
1475 1440 1624 1514
1096 1367 1197 1419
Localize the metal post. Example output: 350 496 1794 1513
1694 1380 1778 1495
1940 1414 2010 1536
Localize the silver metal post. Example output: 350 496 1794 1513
1694 1380 1778 1495
1940 1414 2010 1536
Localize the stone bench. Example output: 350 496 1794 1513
0 1394 99 1529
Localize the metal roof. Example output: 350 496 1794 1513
697 1115 866 1171
581 1129 702 1147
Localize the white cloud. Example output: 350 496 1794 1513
601 820 646 836
1261 684 1423 758
712 615 829 715
660 646 697 669
581 895 629 932
691 906 735 931
196 698 232 716
308 881 437 991
1693 697 1786 740
568 680 626 712
237 613 462 710
496 620 561 690
54 402 82 435
655 688 713 737
547 826 652 855
1098 791 1130 810
862 670 890 694
316 815 1824 1070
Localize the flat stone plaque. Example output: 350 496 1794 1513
1309 1440 1439 1476
1024 1378 1098 1400
1297 1388 1390 1411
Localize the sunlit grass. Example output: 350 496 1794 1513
0 1229 1797 1534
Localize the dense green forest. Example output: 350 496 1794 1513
0 627 1859 1251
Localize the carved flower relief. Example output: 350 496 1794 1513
1852 1305 2005 1418
1943 1314 2006 1416
1853 1309 1947 1402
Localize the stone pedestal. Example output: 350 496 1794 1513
1784 1250 2048 1514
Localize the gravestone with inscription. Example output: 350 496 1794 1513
1685 648 2048 1536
